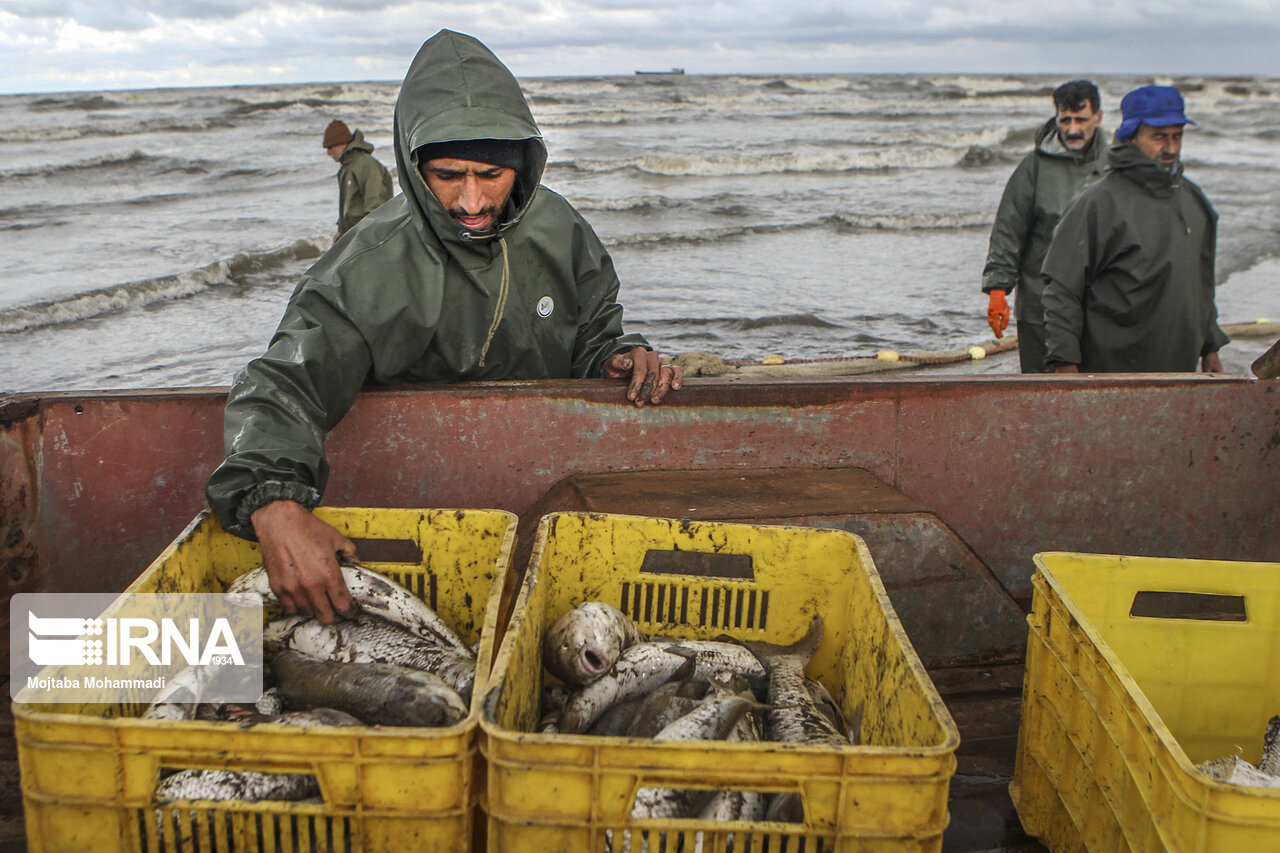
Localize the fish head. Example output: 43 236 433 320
542 602 632 685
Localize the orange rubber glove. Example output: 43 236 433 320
987 290 1010 339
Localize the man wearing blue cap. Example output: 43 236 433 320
1041 85 1229 373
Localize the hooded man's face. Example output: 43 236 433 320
1129 123 1184 168
420 157 517 233
1055 105 1103 151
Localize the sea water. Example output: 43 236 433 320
2 73 1279 391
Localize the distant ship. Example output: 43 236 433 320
635 68 685 75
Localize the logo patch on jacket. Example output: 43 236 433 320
537 296 554 318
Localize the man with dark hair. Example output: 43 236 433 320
981 79 1107 372
323 119 394 242
1042 85 1228 373
207 30 683 621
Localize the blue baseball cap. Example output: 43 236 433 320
1116 85 1195 141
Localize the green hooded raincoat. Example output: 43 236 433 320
206 30 649 538
335 130 393 234
982 117 1107 372
1041 143 1229 372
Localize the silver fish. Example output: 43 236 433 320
1196 755 1280 788
155 769 319 803
1262 715 1280 776
559 643 694 734
228 560 471 654
652 637 767 683
264 612 476 702
544 601 646 686
626 680 705 739
271 649 467 728
744 616 846 748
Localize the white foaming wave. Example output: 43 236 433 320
568 195 678 213
0 238 326 333
943 76 1039 95
523 79 624 98
572 145 964 177
831 211 994 230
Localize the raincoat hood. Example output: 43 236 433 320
1108 141 1184 196
393 30 549 246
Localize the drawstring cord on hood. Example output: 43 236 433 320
478 236 510 367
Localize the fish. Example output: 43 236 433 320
1196 755 1280 788
543 601 646 686
559 643 694 734
271 649 468 728
628 682 765 824
141 662 243 721
264 611 476 702
655 635 762 681
153 707 362 803
1261 715 1280 776
227 560 470 654
585 696 646 737
155 769 319 803
742 616 846 748
625 680 705 739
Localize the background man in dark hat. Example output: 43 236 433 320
1041 85 1228 373
209 31 682 622
323 118 393 242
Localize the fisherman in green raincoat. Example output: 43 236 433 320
981 80 1108 373
207 30 683 621
322 119 393 241
1041 85 1228 374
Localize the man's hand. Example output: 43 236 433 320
603 347 684 407
250 500 357 624
1055 364 1080 374
1201 352 1224 373
987 290 1010 339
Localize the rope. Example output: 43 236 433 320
478 237 510 367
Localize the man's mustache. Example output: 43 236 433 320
449 205 498 219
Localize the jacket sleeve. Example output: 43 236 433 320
982 156 1037 294
568 214 650 378
205 279 373 539
1039 197 1094 367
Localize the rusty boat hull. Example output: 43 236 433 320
3 374 1278 851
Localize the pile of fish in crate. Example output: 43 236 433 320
145 559 481 803
481 512 960 852
540 601 859 824
13 507 515 853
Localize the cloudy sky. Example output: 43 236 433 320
2 1 1279 94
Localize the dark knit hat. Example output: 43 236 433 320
415 138 526 172
323 120 353 149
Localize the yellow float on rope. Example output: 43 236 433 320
968 346 987 360
761 354 785 364
877 350 900 362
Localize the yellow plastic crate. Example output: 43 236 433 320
480 512 960 852
1012 552 1280 852
14 506 517 853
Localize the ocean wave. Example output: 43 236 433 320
654 313 843 331
226 97 342 116
565 145 969 178
0 150 213 181
0 238 326 334
29 93 127 111
569 195 681 214
828 211 992 231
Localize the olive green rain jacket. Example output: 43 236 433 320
1041 143 1229 372
335 130 393 234
206 29 649 538
982 118 1107 370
